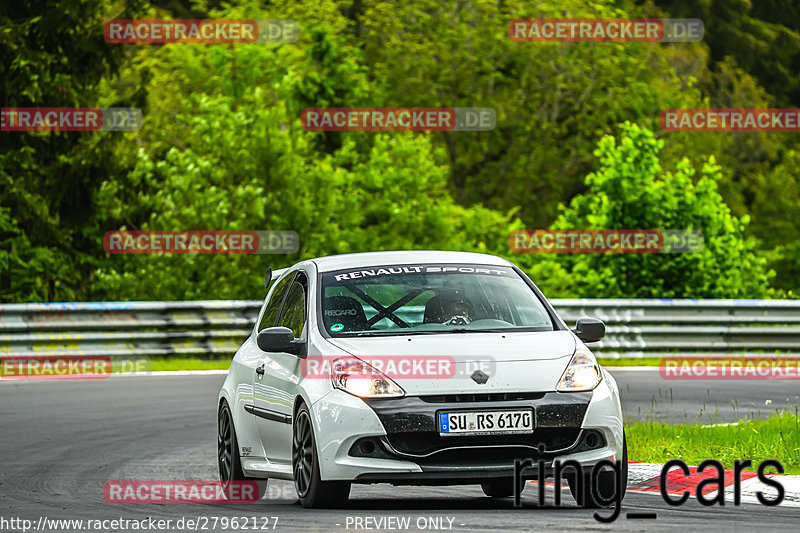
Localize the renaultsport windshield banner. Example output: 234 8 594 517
325 264 516 283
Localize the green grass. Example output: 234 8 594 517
149 357 231 371
599 357 662 366
626 410 800 474
110 357 231 372
599 355 800 367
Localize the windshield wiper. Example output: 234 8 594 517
342 329 500 337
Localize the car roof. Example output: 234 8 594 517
309 250 514 273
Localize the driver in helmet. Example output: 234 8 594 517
424 294 476 326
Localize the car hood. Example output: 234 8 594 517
323 330 576 394
326 330 575 361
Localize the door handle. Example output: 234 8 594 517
256 364 265 376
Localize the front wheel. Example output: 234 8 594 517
218 401 247 484
293 403 351 508
218 401 267 501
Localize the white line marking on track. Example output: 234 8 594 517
0 369 229 385
111 370 229 377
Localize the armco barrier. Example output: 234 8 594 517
1 299 799 359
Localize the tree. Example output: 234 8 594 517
652 0 800 105
518 123 773 298
749 149 800 296
92 25 512 300
0 0 146 301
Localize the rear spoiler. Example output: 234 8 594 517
265 267 289 287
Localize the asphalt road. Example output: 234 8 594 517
0 371 797 532
614 368 800 423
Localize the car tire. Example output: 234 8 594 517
481 478 524 498
567 432 628 508
293 403 351 508
219 401 248 483
218 401 267 499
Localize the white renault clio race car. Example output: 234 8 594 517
217 251 625 508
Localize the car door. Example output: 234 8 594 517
253 271 308 466
250 271 294 462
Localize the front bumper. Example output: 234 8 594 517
311 376 623 483
360 392 593 463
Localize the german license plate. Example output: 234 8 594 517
438 409 534 436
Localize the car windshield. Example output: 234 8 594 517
319 263 556 337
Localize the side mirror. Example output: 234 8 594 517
573 317 605 343
256 326 307 357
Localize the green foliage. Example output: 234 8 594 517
92 34 511 299
519 123 773 298
355 0 709 225
750 150 800 297
652 0 800 105
1 0 798 301
0 0 146 301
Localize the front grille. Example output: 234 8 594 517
385 427 581 458
419 392 547 403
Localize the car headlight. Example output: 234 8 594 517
331 358 405 398
556 349 602 392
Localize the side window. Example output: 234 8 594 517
257 273 294 332
278 279 307 338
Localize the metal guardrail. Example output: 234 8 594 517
1 299 799 359
553 299 800 358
